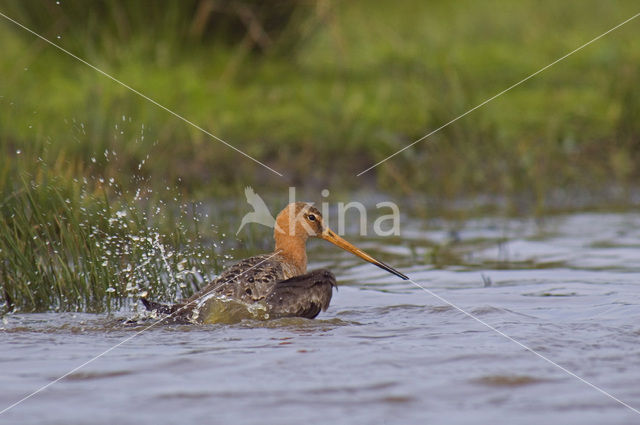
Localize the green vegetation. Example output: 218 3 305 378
0 168 224 313
1 0 639 312
2 0 639 198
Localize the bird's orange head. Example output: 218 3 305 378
274 202 407 280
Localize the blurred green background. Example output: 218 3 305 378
2 0 639 207
1 0 639 312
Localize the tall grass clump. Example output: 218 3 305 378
0 172 224 314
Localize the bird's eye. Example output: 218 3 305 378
308 214 316 221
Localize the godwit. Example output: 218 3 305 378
142 202 407 321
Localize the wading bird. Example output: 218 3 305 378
142 202 407 322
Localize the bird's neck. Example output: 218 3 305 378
274 234 307 275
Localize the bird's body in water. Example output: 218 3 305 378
141 202 407 322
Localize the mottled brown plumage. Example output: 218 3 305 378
141 202 406 323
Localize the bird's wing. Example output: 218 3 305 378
185 254 286 305
141 266 337 321
265 269 336 319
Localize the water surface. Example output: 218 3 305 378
1 212 639 424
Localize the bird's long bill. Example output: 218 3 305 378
320 228 408 280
